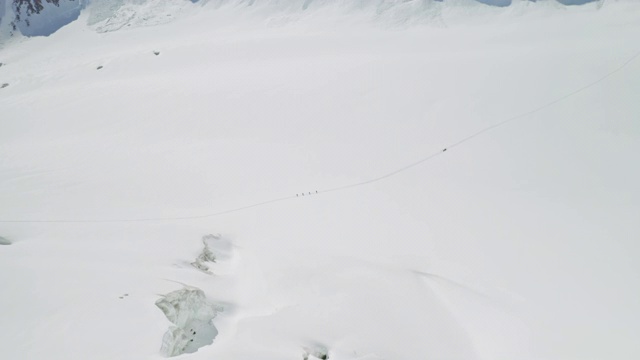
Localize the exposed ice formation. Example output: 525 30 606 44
190 234 219 274
155 287 220 357
303 344 329 360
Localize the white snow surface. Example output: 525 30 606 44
1 1 640 360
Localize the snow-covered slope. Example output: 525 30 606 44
0 0 615 39
1 1 639 360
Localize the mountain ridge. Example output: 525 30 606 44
0 0 611 39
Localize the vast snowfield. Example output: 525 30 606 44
1 1 640 359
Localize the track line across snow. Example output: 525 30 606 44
1 48 638 224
